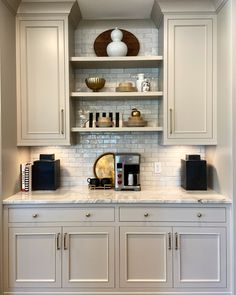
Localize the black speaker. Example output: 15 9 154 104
32 159 60 190
181 157 207 190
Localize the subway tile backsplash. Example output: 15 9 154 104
30 19 205 189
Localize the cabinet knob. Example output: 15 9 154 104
197 212 202 218
86 213 91 217
32 214 38 218
144 213 149 217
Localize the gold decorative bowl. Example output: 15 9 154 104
85 77 106 92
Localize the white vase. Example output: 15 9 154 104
136 73 145 92
106 28 128 57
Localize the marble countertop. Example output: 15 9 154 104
2 187 231 205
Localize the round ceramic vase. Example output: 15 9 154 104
106 28 128 57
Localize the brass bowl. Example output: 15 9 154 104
85 77 106 92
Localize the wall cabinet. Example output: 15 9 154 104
16 17 70 146
3 204 230 295
163 16 217 145
15 1 80 146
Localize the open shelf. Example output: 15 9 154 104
70 91 163 99
70 56 163 69
71 127 163 132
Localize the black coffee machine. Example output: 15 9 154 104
114 153 141 191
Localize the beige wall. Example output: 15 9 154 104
0 0 29 293
206 0 233 198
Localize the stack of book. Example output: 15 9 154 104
20 163 32 192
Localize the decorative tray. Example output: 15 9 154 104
88 184 113 190
93 153 115 185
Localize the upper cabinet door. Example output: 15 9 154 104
164 17 216 145
17 18 70 146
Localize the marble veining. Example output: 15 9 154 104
2 187 231 205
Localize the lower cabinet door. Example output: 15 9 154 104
173 227 227 288
62 226 115 288
8 227 62 288
120 226 172 288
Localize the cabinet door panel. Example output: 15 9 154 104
166 18 216 143
174 227 226 288
8 227 61 288
120 227 172 288
17 19 68 145
62 226 114 288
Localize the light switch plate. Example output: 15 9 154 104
154 162 161 174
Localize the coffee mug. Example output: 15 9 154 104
101 177 112 187
87 177 100 187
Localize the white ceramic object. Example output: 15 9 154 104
106 28 128 57
136 73 145 92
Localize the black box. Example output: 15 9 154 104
32 159 60 190
181 159 207 190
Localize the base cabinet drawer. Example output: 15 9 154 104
8 207 115 223
119 207 226 222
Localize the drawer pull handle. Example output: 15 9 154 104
32 214 38 218
56 233 61 250
144 213 149 217
64 233 68 250
86 213 91 217
175 232 179 250
168 232 172 250
197 212 202 218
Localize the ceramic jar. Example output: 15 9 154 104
106 28 128 57
136 73 145 92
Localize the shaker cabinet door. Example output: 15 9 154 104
16 18 70 145
164 17 216 144
8 227 62 288
62 226 115 288
119 227 172 288
173 227 227 288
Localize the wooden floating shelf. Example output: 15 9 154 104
70 91 163 99
71 127 163 132
70 56 163 69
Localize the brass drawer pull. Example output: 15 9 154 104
64 233 68 250
144 213 149 217
56 233 61 250
175 232 178 250
32 214 38 218
168 232 172 250
86 212 91 217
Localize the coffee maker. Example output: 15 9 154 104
114 153 141 191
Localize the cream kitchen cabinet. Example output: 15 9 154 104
16 2 80 146
3 203 230 295
119 226 172 288
8 226 61 288
163 16 217 145
120 226 226 289
4 206 115 290
173 227 226 288
119 206 228 289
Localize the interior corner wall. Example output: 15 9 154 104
205 0 232 199
0 1 30 293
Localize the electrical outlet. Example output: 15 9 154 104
154 162 162 174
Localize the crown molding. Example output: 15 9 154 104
1 0 21 14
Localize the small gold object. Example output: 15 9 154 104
85 77 106 92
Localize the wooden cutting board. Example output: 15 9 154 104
94 29 140 57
